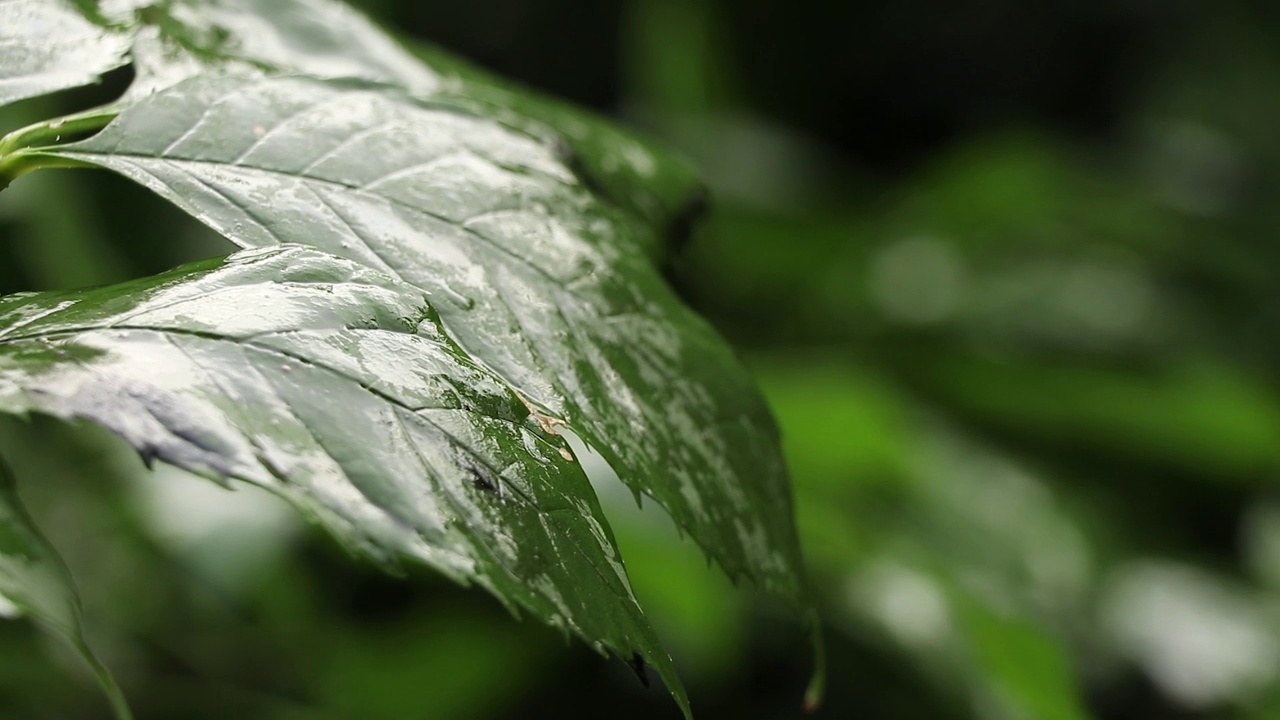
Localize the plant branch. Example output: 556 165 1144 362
0 106 118 157
0 152 101 190
0 107 118 189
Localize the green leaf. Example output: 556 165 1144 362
2 0 818 711
63 0 704 260
0 456 133 720
0 244 686 713
105 0 440 102
404 40 708 256
957 594 1092 720
0 0 131 111
44 72 807 612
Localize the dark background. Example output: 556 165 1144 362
3 0 1280 718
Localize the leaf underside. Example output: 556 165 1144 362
0 0 816 714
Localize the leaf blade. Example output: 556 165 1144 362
46 73 809 611
0 245 688 714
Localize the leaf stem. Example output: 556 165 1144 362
0 106 118 189
0 152 101 191
802 610 826 713
0 106 118 157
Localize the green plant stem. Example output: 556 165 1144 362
803 611 826 713
0 106 118 190
0 106 118 157
0 152 101 190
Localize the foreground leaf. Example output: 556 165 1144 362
43 72 808 610
123 0 707 253
9 0 808 618
0 244 686 712
1 0 820 711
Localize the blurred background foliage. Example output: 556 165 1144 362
2 0 1279 718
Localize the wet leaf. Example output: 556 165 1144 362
95 0 704 241
0 244 686 713
45 1 809 625
2 0 817 712
0 0 131 111
46 71 805 612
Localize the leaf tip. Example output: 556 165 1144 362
802 613 827 713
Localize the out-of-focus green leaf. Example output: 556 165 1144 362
0 455 132 719
956 593 1091 720
321 608 553 720
0 244 688 712
922 352 1280 477
757 359 911 491
1102 562 1280 710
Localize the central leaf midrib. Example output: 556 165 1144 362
7 321 656 658
54 150 605 296
146 322 651 656
0 322 545 437
1 321 635 583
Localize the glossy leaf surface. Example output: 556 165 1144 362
0 245 685 710
1 0 816 712
0 0 130 111
108 0 699 240
46 44 806 607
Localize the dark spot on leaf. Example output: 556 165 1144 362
626 652 650 689
467 464 501 496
